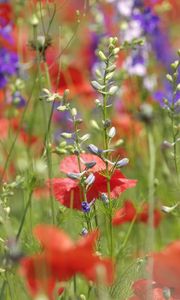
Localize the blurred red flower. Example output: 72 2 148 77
0 4 12 24
51 154 137 209
112 200 162 228
20 224 114 299
150 241 180 298
0 118 9 140
112 200 136 226
138 204 162 228
11 118 39 146
129 279 175 300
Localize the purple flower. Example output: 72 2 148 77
133 8 159 35
81 201 91 213
151 29 173 67
0 24 14 44
0 48 19 88
154 68 180 113
12 91 26 108
124 46 148 76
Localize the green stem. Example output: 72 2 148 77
0 72 37 187
171 110 179 182
73 119 92 231
16 189 33 240
73 276 77 298
0 281 7 300
146 128 156 300
102 56 114 257
116 215 137 260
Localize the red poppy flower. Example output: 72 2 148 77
51 154 137 209
112 113 142 140
33 185 50 200
33 0 54 4
150 241 180 298
138 204 162 228
11 118 39 146
58 66 93 97
20 225 114 299
20 254 56 300
129 279 155 300
0 4 12 24
112 200 162 228
112 200 136 226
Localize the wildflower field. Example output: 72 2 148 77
0 0 180 299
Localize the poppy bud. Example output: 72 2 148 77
30 15 39 27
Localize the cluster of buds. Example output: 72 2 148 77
164 51 180 114
67 157 96 191
92 37 120 106
0 176 24 224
